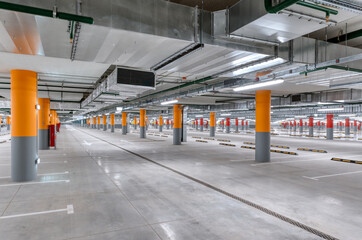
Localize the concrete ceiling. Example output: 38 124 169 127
167 0 240 11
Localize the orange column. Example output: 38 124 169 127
11 70 38 181
38 98 50 149
173 104 182 145
255 90 271 163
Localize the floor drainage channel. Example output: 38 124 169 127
77 129 338 240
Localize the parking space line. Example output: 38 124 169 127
0 179 70 187
303 170 362 180
0 205 74 219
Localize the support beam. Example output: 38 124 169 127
11 70 38 182
140 109 146 138
173 104 182 145
255 90 271 163
326 114 333 140
159 115 163 132
210 112 215 137
122 112 127 135
103 115 107 131
38 98 50 150
110 113 115 132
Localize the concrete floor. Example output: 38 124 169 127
0 125 361 239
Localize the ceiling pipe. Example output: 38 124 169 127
328 29 362 43
265 0 338 21
0 1 94 24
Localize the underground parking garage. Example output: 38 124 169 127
1 0 362 239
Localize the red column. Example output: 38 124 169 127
346 118 350 127
235 118 238 126
226 118 230 126
200 118 203 126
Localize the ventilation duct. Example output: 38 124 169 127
81 67 155 111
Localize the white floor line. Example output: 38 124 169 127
0 171 69 179
0 161 67 166
303 170 362 180
250 159 325 166
0 179 70 187
0 205 74 219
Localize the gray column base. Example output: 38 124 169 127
241 126 245 131
159 125 163 132
103 125 107 131
309 127 313 136
111 125 115 132
38 129 49 150
11 136 38 182
226 126 230 133
173 128 182 145
300 126 303 134
7 125 10 131
327 128 333 140
122 125 127 135
140 127 146 138
354 126 358 132
235 126 238 132
97 125 100 130
167 125 170 129
255 132 270 163
196 125 198 130
200 125 203 132
210 127 215 137
293 126 296 132
345 127 350 135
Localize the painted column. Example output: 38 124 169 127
11 70 38 182
122 112 127 135
354 120 358 133
110 114 115 132
103 115 107 131
171 120 173 129
173 104 182 145
235 117 239 132
221 119 225 131
159 115 163 132
293 120 297 132
134 116 137 130
225 117 230 133
87 118 90 128
38 98 50 150
245 120 248 130
210 112 215 137
200 118 204 132
140 109 146 138
146 116 149 131
309 116 314 136
255 90 271 163
196 119 199 130
241 119 245 130
345 118 350 135
92 117 96 129
97 116 100 130
299 119 303 134
326 114 333 140
7 116 11 131
166 119 170 129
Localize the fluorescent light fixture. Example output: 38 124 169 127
270 111 274 114
338 114 356 117
116 107 123 112
233 79 284 92
295 115 307 118
232 58 285 77
317 107 344 112
195 115 204 117
220 113 231 116
161 99 178 105
317 102 334 105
